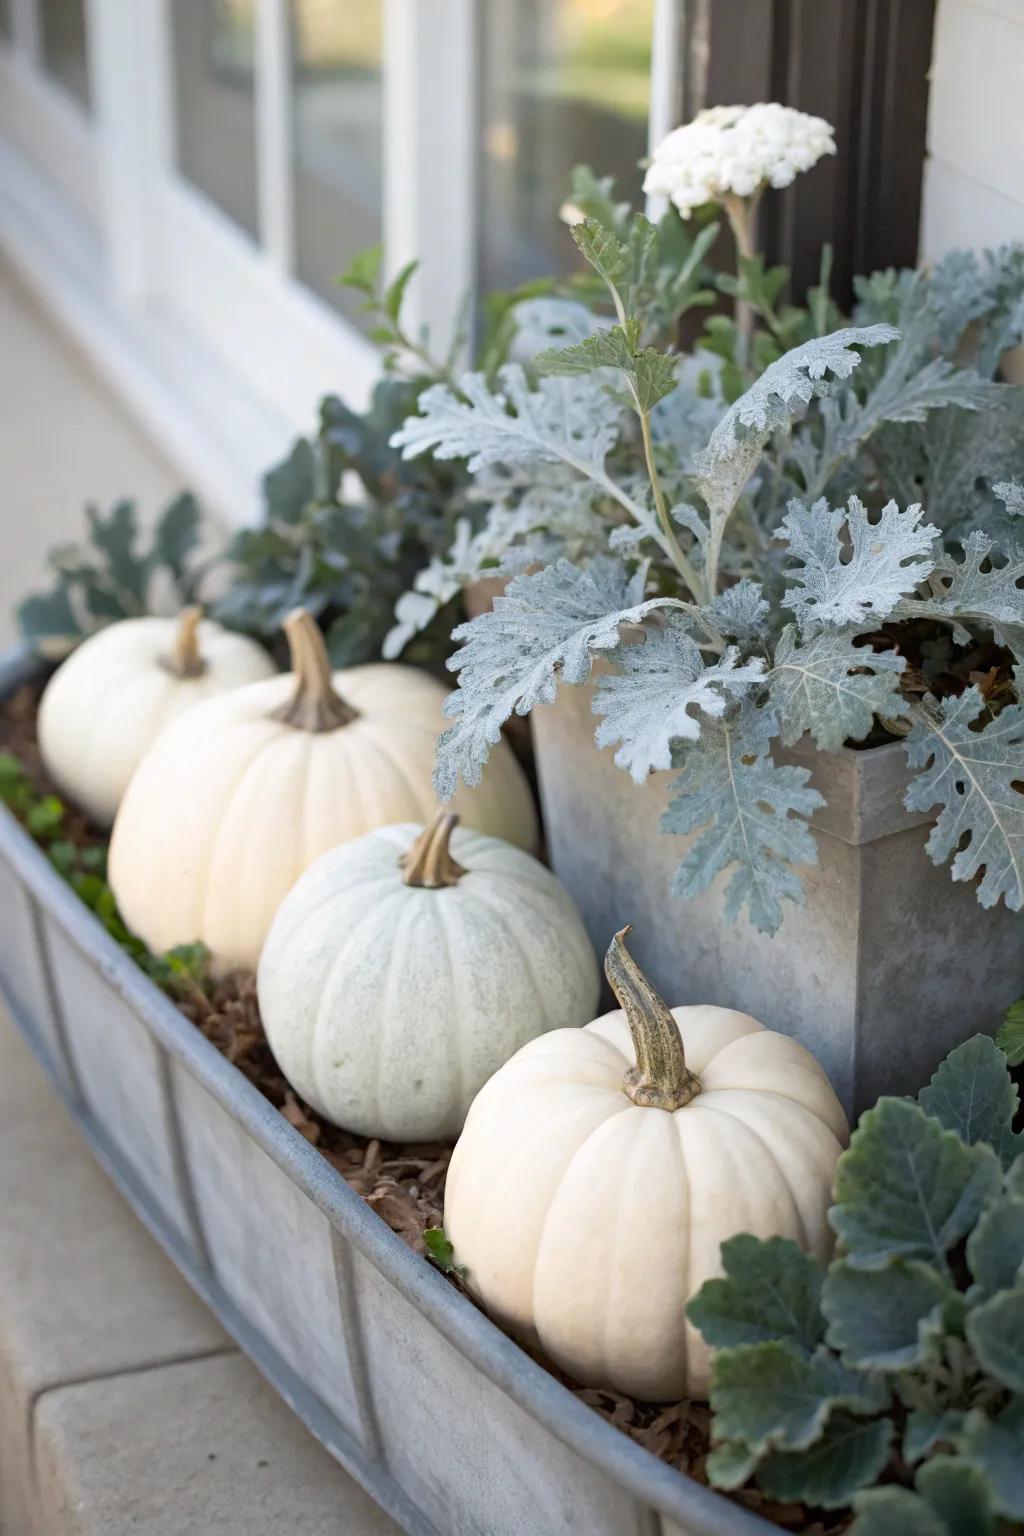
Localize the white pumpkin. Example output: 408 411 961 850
444 927 849 1402
109 610 539 971
258 813 600 1141
36 608 276 827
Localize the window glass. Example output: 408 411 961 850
290 0 384 327
172 0 260 240
0 1 11 42
39 0 92 111
478 0 653 295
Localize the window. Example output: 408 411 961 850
291 0 384 326
0 0 682 515
172 0 260 239
39 0 92 111
478 0 654 293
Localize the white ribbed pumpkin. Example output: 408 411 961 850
445 928 848 1402
258 813 599 1140
109 611 538 971
37 608 275 827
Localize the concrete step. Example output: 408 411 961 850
0 1007 399 1535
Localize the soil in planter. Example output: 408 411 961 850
0 682 852 1535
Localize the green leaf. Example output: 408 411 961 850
903 1409 965 1463
664 701 825 935
904 689 1024 914
536 319 641 378
16 586 80 651
997 998 1024 1068
918 1034 1023 1169
830 1097 1003 1271
263 439 316 525
383 259 418 323
756 1413 894 1510
850 1487 945 1536
686 1234 827 1355
86 501 147 609
704 1440 760 1490
26 795 66 838
569 217 632 294
631 348 679 413
709 1342 887 1454
336 243 384 295
153 492 201 579
770 625 908 751
957 1399 1024 1519
916 1456 995 1536
822 1259 949 1369
965 1287 1024 1392
423 1228 464 1275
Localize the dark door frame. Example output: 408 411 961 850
680 0 937 305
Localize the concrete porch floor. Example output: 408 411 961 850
0 260 398 1534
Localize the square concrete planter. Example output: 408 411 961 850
0 646 772 1536
532 680 1024 1117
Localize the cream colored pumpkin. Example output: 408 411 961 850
445 927 848 1403
258 813 599 1141
109 610 538 971
37 608 276 827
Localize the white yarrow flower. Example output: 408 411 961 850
643 103 836 218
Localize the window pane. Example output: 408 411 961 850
172 0 260 240
479 0 653 294
290 0 384 327
39 0 92 111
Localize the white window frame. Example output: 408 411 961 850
0 0 681 526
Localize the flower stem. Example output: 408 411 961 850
637 402 707 604
722 191 758 374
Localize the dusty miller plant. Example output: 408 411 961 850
388 136 1024 934
687 1034 1024 1534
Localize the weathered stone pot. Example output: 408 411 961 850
0 645 776 1536
532 680 1024 1116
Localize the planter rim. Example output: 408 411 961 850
0 642 776 1536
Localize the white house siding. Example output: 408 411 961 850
922 0 1024 260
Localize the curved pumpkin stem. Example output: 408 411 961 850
274 609 359 732
401 811 466 889
163 606 207 679
605 926 701 1111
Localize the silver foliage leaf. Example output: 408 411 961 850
696 325 899 482
663 702 825 935
592 621 765 783
904 689 1024 911
995 480 1024 519
706 579 770 643
769 625 908 751
434 557 671 797
506 297 602 364
900 530 1024 659
776 495 938 633
390 364 622 480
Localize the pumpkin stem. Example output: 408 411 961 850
163 606 206 679
273 608 360 732
401 811 467 888
605 926 701 1111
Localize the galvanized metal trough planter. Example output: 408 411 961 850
0 646 773 1536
